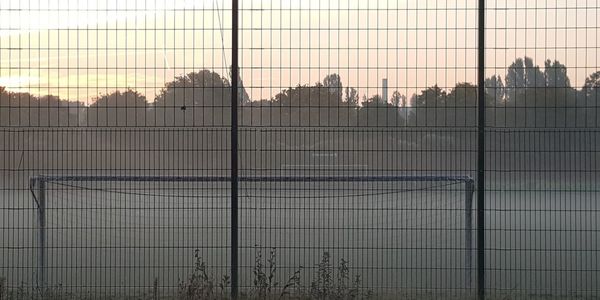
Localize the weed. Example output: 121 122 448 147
218 275 230 295
0 277 5 300
151 277 159 300
251 247 279 298
3 248 372 299
177 249 228 300
307 252 372 300
279 268 302 299
0 279 25 300
310 251 333 299
176 248 371 299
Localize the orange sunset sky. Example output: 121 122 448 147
0 0 598 103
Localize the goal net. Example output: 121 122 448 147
29 175 474 296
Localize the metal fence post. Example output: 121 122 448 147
465 180 475 289
37 179 47 291
231 0 240 298
477 0 486 299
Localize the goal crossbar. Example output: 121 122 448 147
31 175 474 183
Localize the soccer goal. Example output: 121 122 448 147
29 175 475 294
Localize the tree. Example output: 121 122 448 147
445 82 478 127
411 85 446 107
154 70 232 126
409 94 417 107
505 57 545 102
344 87 359 106
323 73 342 90
524 57 546 88
358 94 405 127
271 79 354 126
544 59 570 88
408 85 447 126
506 58 526 90
498 57 582 127
583 71 600 92
580 71 600 127
368 94 383 104
360 94 368 106
485 75 505 103
86 90 148 127
0 91 76 126
0 86 6 126
322 73 343 103
390 91 407 107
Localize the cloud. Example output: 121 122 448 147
0 0 216 37
0 76 40 91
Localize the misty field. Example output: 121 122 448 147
0 179 598 299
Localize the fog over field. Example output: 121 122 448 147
1 179 598 296
2 0 600 299
1 122 598 297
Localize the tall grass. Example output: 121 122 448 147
3 254 593 299
176 248 372 300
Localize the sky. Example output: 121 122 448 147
0 0 598 103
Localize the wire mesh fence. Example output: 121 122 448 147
485 1 600 298
25 175 473 298
0 0 598 299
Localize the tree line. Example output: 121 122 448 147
1 56 598 129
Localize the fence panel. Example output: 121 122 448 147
485 1 600 298
0 1 234 298
0 1 599 299
238 1 478 298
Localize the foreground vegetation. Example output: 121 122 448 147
1 273 596 300
0 249 373 300
2 249 597 300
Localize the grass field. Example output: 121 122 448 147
0 179 598 299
